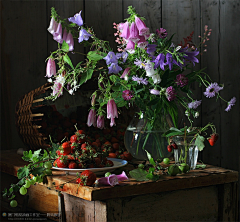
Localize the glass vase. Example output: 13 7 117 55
124 112 172 161
172 136 199 170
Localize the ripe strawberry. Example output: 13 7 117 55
94 157 102 166
208 138 215 146
68 161 77 169
70 143 78 153
108 152 117 158
105 160 114 167
167 145 173 152
56 157 69 168
120 154 127 160
211 133 219 142
76 170 97 186
70 135 78 143
61 142 71 155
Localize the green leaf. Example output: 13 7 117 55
61 40 69 52
148 167 155 174
195 164 206 169
145 150 152 161
63 54 74 69
17 166 30 179
79 69 94 86
31 167 45 177
87 51 104 61
109 75 117 83
129 169 149 181
195 135 205 151
146 173 159 181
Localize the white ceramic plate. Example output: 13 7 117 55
52 158 128 175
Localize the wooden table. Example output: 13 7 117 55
0 150 239 222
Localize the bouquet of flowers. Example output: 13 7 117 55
45 6 236 159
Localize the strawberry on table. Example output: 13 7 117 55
76 170 97 186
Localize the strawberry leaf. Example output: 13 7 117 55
129 168 149 181
195 135 205 151
17 166 30 179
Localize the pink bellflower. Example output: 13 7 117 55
87 109 96 127
135 16 150 36
107 99 118 119
129 22 140 43
97 115 105 129
120 21 130 39
125 39 135 54
47 17 58 34
120 67 131 79
53 22 63 43
46 58 56 78
65 31 74 51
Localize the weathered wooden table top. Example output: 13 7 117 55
1 149 238 202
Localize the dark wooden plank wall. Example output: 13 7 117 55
1 0 239 217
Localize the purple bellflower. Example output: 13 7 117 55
125 39 135 54
188 100 202 109
107 99 118 119
87 109 96 127
153 53 165 70
103 52 118 65
68 11 83 26
150 89 160 95
46 58 56 78
97 174 119 186
147 44 157 56
78 29 92 43
108 63 122 74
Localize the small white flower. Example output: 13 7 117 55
124 75 129 81
56 74 66 84
68 89 74 95
47 78 53 83
151 74 161 84
185 110 190 117
194 112 199 118
175 46 181 52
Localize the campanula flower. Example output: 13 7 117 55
145 61 157 77
78 29 92 43
53 22 63 43
103 52 118 65
135 16 150 36
87 109 96 127
150 89 160 95
153 53 165 70
108 63 122 74
147 44 157 56
151 74 161 84
62 28 68 42
65 32 74 51
116 171 129 181
107 99 118 119
129 22 140 43
68 11 83 26
47 17 58 34
46 58 56 78
120 67 131 79
52 82 63 97
97 115 105 129
120 21 130 39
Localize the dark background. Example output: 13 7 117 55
1 0 240 218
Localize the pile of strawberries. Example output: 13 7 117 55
53 128 133 169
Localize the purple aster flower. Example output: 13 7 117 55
97 115 105 129
150 89 160 95
135 16 150 36
47 17 58 35
119 21 130 39
153 53 165 70
65 31 74 51
108 63 122 74
204 82 223 98
104 52 118 65
68 11 83 27
166 86 176 101
156 28 167 38
129 22 140 43
107 99 118 119
225 97 236 112
132 76 148 85
87 109 96 127
78 29 92 43
116 171 129 181
122 90 133 101
53 22 63 43
120 67 131 79
176 74 189 87
134 58 146 68
188 100 202 109
125 40 135 54
46 58 56 78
